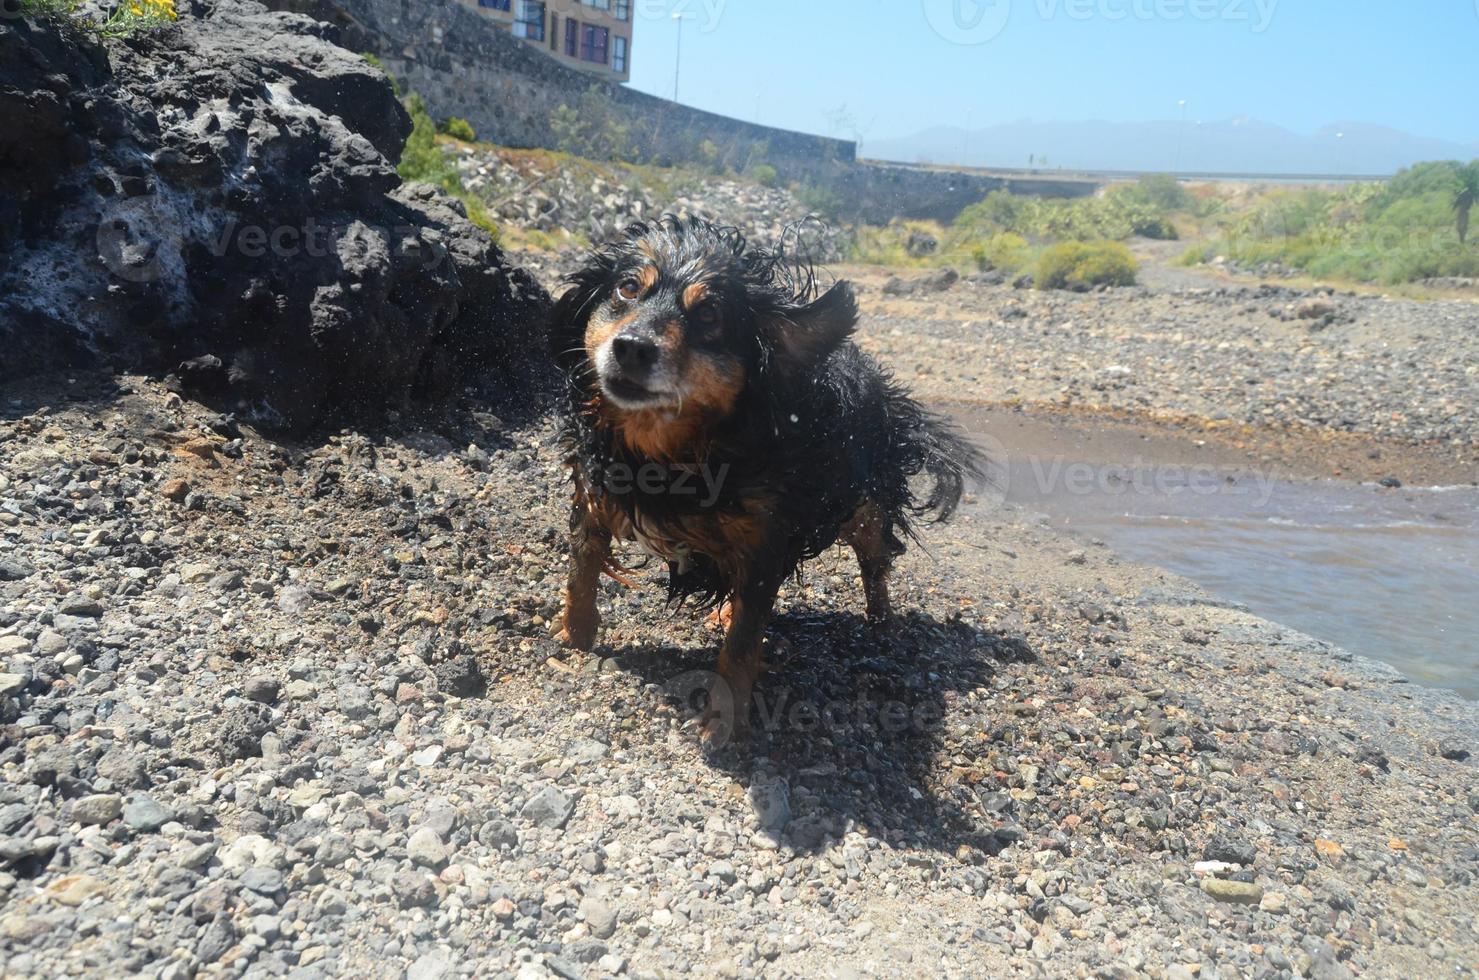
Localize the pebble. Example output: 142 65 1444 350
243 675 280 704
56 595 103 618
408 826 448 867
71 794 123 826
580 893 619 939
393 871 438 909
408 951 451 980
748 778 791 832
1259 892 1288 913
0 636 32 656
1200 879 1264 904
45 875 108 907
1437 738 1471 762
0 559 35 581
121 794 173 832
240 867 284 895
1202 834 1256 866
520 786 575 829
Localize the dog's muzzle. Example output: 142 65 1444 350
597 330 676 408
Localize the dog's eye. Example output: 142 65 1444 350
690 303 720 328
617 279 643 301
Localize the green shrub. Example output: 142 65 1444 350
1126 175 1191 213
1035 241 1138 290
956 180 1195 243
750 163 779 188
795 183 844 221
1176 242 1217 267
440 117 477 142
547 89 636 162
397 94 498 241
971 232 1031 273
1195 163 1479 284
18 0 176 36
549 104 587 156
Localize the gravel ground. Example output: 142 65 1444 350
849 266 1479 475
1 367 1476 980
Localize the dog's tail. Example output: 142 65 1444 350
907 406 992 525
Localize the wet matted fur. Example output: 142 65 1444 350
550 215 986 735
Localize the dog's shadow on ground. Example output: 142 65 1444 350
614 608 1037 858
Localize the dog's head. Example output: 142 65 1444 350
552 216 856 439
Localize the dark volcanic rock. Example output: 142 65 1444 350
0 0 549 432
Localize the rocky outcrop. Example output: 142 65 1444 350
0 0 549 431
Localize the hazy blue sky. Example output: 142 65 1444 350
625 0 1479 147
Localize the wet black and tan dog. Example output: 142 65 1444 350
550 215 984 735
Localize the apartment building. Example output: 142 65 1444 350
460 0 634 82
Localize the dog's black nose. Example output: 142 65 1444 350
612 336 659 374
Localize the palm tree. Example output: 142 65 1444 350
1454 160 1479 245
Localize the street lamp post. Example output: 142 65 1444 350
672 12 691 103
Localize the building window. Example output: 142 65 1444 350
614 0 630 20
584 0 609 9
513 0 545 40
612 36 628 73
478 0 510 9
565 17 578 56
581 24 609 64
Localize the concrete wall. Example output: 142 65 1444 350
267 0 1098 224
268 0 854 179
836 164 1097 224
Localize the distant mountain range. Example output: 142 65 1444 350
863 118 1479 176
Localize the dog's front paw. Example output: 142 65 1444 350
700 705 749 748
555 608 598 651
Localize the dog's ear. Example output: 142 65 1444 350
549 265 611 367
763 281 857 372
